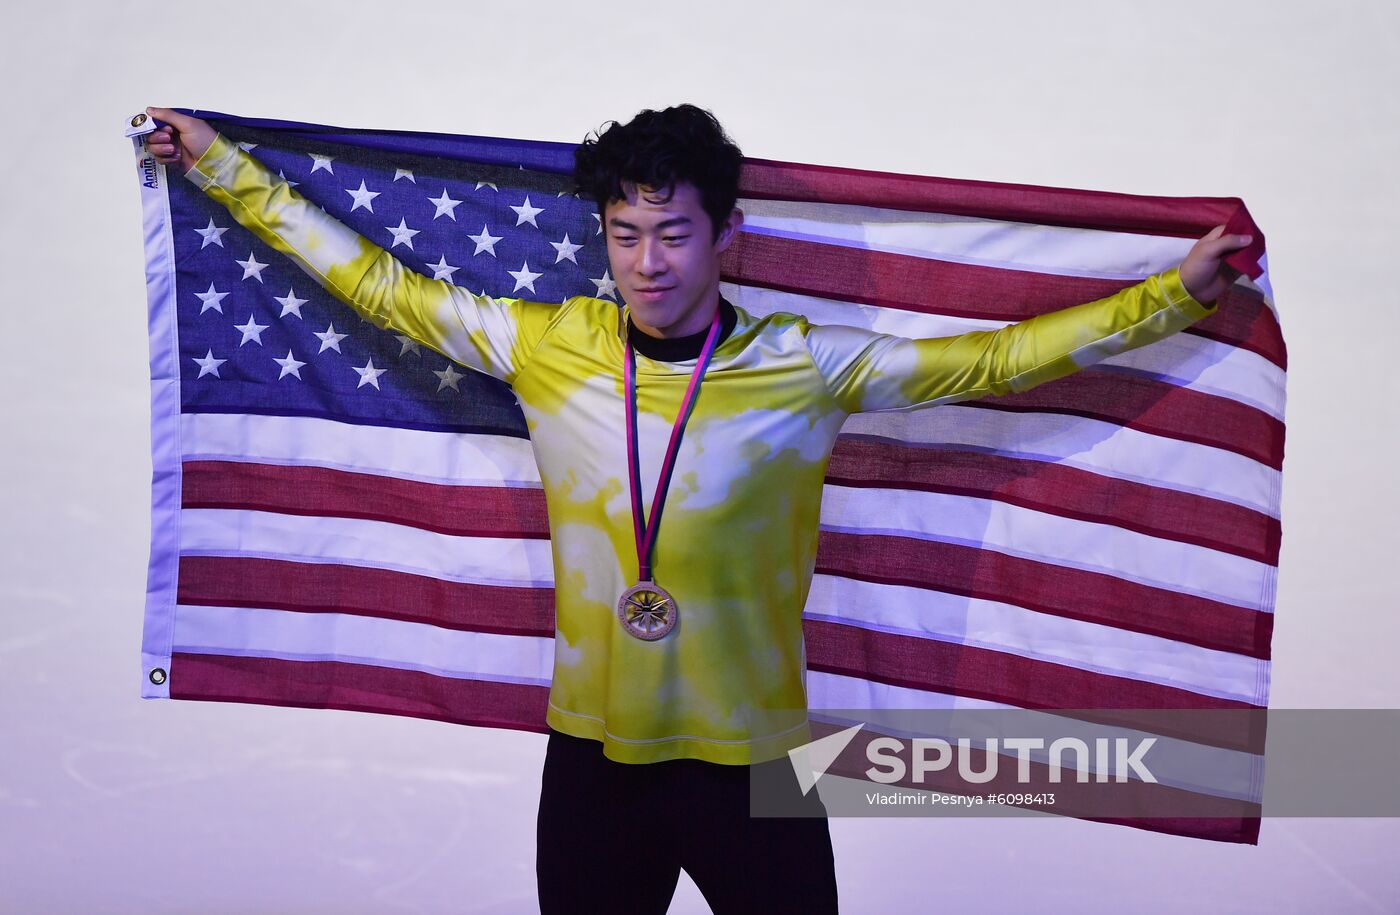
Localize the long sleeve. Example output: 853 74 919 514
182 132 565 386
802 266 1218 414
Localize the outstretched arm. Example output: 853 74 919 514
803 227 1250 414
143 107 563 386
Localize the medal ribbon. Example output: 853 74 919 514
624 306 724 583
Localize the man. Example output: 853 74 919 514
143 103 1249 914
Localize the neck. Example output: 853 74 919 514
631 289 722 339
627 295 737 363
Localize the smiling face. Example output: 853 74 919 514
604 180 743 339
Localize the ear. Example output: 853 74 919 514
713 206 744 253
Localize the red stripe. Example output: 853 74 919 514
178 555 555 638
186 450 1280 569
170 651 550 733
828 439 1281 566
814 532 1273 660
845 363 1286 473
957 371 1283 471
720 231 1285 370
804 620 1265 755
814 671 1267 756
736 156 1266 285
805 617 1263 712
182 460 551 539
1087 815 1259 845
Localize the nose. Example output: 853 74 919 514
637 237 667 278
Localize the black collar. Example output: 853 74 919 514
627 296 737 362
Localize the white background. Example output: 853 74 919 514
3 0 1397 911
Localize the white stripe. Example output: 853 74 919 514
805 672 1261 801
181 412 542 487
179 508 556 588
737 197 1197 279
738 196 1276 311
725 282 1285 422
836 404 1280 519
819 484 1270 611
805 575 1264 703
173 603 553 685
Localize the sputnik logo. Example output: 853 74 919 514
787 723 865 796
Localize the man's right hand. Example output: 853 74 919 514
143 107 216 174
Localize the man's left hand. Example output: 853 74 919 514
1179 224 1253 305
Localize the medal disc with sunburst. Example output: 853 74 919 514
617 582 677 640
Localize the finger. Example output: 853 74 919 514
1205 233 1254 257
146 106 192 130
1204 224 1226 241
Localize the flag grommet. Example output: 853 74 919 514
149 667 167 685
131 113 148 128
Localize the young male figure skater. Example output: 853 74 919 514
144 104 1249 914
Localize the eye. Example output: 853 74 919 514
662 235 690 244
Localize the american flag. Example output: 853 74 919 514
129 109 1281 845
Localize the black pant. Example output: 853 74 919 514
536 728 838 914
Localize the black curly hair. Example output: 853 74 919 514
573 104 743 242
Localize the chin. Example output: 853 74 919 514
628 300 669 321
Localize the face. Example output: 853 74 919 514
604 180 743 338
